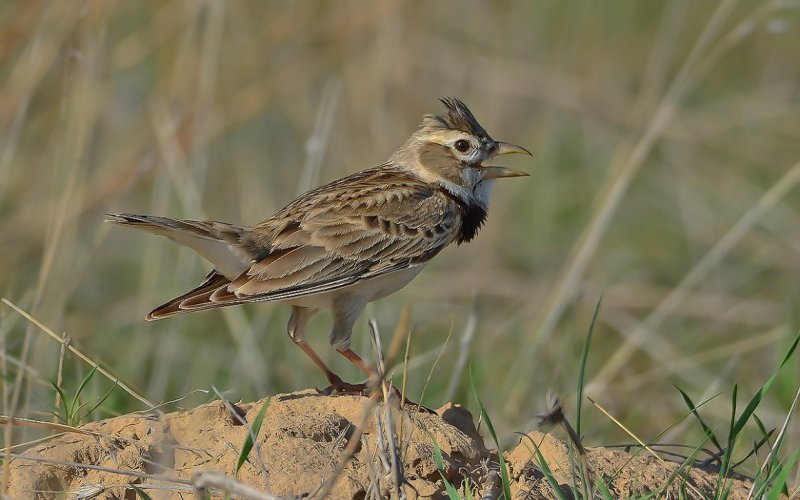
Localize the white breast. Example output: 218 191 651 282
285 265 425 310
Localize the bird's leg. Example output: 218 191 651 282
297 341 367 395
327 299 432 411
336 345 434 413
287 306 366 395
319 298 376 395
336 347 376 378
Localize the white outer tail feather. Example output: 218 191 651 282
103 213 250 279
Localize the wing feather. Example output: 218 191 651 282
147 166 464 318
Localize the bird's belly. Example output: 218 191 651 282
360 265 425 302
286 266 424 310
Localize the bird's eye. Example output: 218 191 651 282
454 139 470 153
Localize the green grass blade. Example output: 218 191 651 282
517 432 567 500
731 331 800 439
431 434 461 500
463 476 474 500
235 397 270 475
731 428 775 469
72 364 99 416
752 414 768 438
130 485 153 500
654 433 709 498
674 384 722 452
596 476 613 500
752 460 785 498
717 331 800 498
577 292 602 440
77 380 118 423
50 381 69 424
766 449 800 500
566 443 579 498
715 383 738 498
728 383 738 444
470 366 511 500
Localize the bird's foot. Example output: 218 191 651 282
317 377 435 413
317 377 369 396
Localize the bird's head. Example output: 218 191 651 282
394 98 531 205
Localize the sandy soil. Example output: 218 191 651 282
6 390 752 498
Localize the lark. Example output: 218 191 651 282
106 98 530 395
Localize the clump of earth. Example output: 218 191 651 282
7 390 752 498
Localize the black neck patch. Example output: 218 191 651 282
458 200 488 243
439 189 488 244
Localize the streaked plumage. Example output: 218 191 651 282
106 98 530 395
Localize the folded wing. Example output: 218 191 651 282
147 167 461 319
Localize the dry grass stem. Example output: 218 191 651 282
192 471 279 500
505 0 743 411
1 299 156 409
591 159 800 390
10 452 191 486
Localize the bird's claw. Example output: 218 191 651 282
317 378 436 414
317 379 369 396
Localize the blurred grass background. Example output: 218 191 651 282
1 0 800 471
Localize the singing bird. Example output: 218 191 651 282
105 98 530 395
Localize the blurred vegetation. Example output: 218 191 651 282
1 0 800 475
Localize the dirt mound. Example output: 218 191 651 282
7 390 752 498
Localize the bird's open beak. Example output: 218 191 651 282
481 166 529 179
482 141 531 179
496 141 532 156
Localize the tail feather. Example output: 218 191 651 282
104 212 252 278
104 213 235 239
146 271 233 320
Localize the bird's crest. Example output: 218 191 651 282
422 98 490 139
